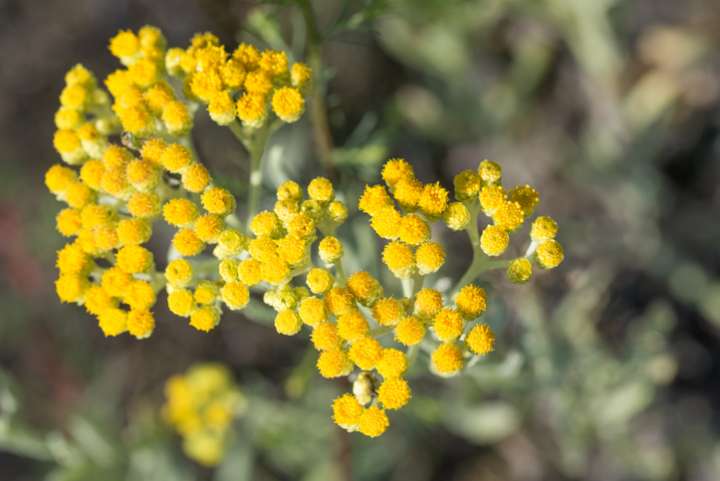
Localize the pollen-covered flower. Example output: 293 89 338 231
480 225 509 257
536 239 564 269
466 323 495 355
431 343 464 377
454 284 487 319
507 258 532 283
377 378 411 410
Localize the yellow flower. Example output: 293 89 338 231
466 323 495 355
127 192 160 218
194 281 219 305
79 160 104 190
418 182 449 218
347 271 382 305
377 378 411 410
358 185 392 216
433 308 464 342
126 159 159 191
414 288 442 318
431 343 464 377
415 241 445 275
56 208 82 237
311 321 340 351
168 289 194 317
275 309 302 335
101 267 132 297
166 259 193 287
98 307 128 336
307 176 334 202
290 62 312 88
173 228 205 256
306 267 334 294
479 184 505 214
536 239 564 269
454 284 487 319
250 210 281 237
238 258 262 286
324 287 355 317
259 50 288 77
358 406 389 438
298 296 326 326
45 164 77 194
370 206 402 240
65 182 95 208
201 187 236 216
124 280 156 310
394 316 425 346
116 245 154 273
398 214 429 245
477 159 502 184
392 176 423 210
508 185 539 216
493 201 524 231
318 236 343 264
109 30 140 60
160 143 193 173
530 215 558 241
337 310 369 342
381 158 414 188
317 349 352 378
348 336 383 370
507 258 532 283
208 90 236 125
453 170 481 200
220 282 249 310
218 259 238 283
83 285 115 316
376 348 408 379
236 92 267 127
271 87 305 123
55 274 87 303
233 43 260 68
443 202 470 231
127 309 155 339
332 394 363 430
189 306 221 332
382 241 415 278
141 138 167 165
372 297 404 327
480 225 509 257
194 214 224 243
182 163 211 193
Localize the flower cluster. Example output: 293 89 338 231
46 26 311 338
163 363 246 466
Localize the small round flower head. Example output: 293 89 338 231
318 236 343 264
419 182 449 218
218 259 238 283
348 336 383 370
378 378 411 410
190 306 221 332
128 309 155 339
272 87 305 123
536 240 564 269
372 297 404 327
117 219 151 246
392 176 423 209
370 206 402 240
358 406 389 438
141 138 167 165
306 267 334 294
98 307 128 336
466 323 495 355
80 204 114 229
413 288 441 319
453 170 481 200
394 316 425 346
124 280 156 310
493 201 524 232
332 394 363 430
173 228 205 256
277 180 302 201
358 185 392 216
208 91 236 125
479 185 505 214
274 309 302 336
307 177 334 202
215 229 246 258
168 289 194 317
221 59 245 88
290 62 312 87
337 310 369 342
431 343 464 377
399 214 430 246
65 182 95 208
317 349 352 378
327 200 348 224
276 235 307 266
382 158 414 188
477 160 502 184
382 241 415 279
160 144 192 173
480 225 509 257
201 187 236 216
79 160 104 190
530 216 558 242
248 237 277 263
45 164 77 194
194 281 219 305
220 282 249 310
377 348 408 379
165 260 193 289
298 296 326 327
507 258 532 283
236 92 267 127
444 202 470 231
182 163 211 193
163 198 199 227
433 308 464 342
128 192 160 218
455 284 487 319
126 159 159 191
56 208 82 237
84 285 115 316
287 213 315 238
101 267 132 297
508 185 539 216
55 274 87 302
194 214 224 243
109 30 140 60
116 245 153 274
260 256 291 285
311 321 340 351
347 271 382 305
416 241 446 275
237 258 262 286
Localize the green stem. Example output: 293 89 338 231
452 211 509 294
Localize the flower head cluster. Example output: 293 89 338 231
163 363 246 466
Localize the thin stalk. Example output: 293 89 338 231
452 211 509 294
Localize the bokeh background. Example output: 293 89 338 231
2 0 720 480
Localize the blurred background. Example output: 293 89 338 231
1 0 720 480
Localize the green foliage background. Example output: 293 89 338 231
1 0 719 480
